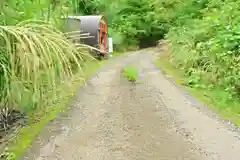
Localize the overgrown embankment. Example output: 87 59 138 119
166 0 240 95
149 0 240 124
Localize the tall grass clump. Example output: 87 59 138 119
0 20 89 131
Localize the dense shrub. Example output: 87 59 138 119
166 0 240 98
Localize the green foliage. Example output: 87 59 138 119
111 0 168 46
3 60 103 160
122 65 138 82
155 56 240 125
0 20 88 114
166 0 240 100
0 0 92 122
0 151 16 160
75 0 169 48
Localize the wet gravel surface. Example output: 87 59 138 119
23 50 240 160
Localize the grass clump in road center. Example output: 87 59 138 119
122 65 138 82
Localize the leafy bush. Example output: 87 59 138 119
166 0 240 98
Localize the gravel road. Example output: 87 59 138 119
23 49 240 160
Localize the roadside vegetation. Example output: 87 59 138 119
154 43 240 125
158 1 240 124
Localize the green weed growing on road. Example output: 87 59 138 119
122 65 138 82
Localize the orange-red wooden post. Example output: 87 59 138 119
99 23 102 48
103 23 107 53
99 21 107 54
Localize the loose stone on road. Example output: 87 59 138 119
24 49 240 160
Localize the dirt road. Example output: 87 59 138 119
23 49 240 160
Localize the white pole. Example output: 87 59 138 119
108 37 113 56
